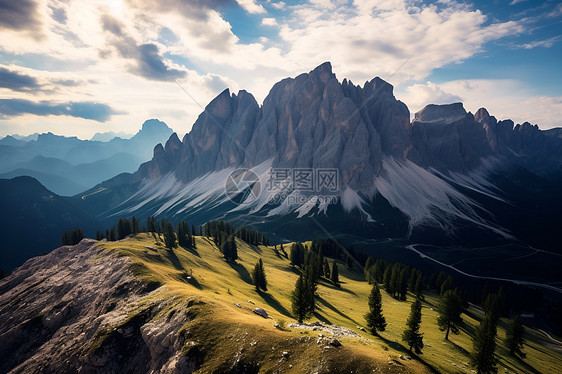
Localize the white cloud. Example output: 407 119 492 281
397 81 462 115
236 0 267 14
261 17 278 26
510 0 527 5
519 35 561 49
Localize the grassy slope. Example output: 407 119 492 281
100 234 562 373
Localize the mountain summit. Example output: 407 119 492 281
80 62 562 248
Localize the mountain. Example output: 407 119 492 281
0 176 98 272
0 120 173 195
90 130 133 141
78 62 562 251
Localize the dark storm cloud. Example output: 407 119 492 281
100 14 187 82
0 99 121 122
0 67 40 92
0 0 42 37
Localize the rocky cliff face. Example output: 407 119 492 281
139 62 411 193
0 240 197 373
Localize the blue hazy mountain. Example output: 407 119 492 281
0 176 98 272
0 119 173 195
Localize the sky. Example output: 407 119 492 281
0 0 561 139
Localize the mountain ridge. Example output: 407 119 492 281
77 62 562 250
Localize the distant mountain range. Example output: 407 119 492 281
77 62 562 251
0 119 173 195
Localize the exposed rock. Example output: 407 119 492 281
329 339 342 347
0 240 200 374
253 307 269 318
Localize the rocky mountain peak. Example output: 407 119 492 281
309 61 335 83
414 103 467 124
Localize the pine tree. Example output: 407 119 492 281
505 315 525 358
383 266 392 291
95 230 104 241
251 262 261 292
364 256 375 279
330 260 339 286
258 258 267 291
365 284 386 335
402 297 424 353
414 271 423 299
440 275 454 295
471 314 498 374
389 264 400 298
398 267 409 300
437 289 463 340
221 235 237 261
162 220 177 249
291 273 314 323
323 258 331 278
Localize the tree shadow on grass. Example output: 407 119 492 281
259 292 292 318
446 338 470 356
166 249 184 271
180 245 200 258
376 334 440 374
316 295 360 326
319 279 357 296
228 261 252 285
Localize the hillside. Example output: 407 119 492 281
1 233 560 373
0 176 98 271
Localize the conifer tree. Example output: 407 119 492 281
251 262 261 292
437 289 463 340
402 297 424 353
258 258 267 291
323 258 331 278
330 260 339 286
162 220 177 249
505 315 525 358
364 256 375 278
398 267 409 300
383 266 392 291
95 230 104 241
291 273 314 323
414 271 423 299
365 284 386 335
471 314 498 374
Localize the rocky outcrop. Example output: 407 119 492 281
409 103 493 172
0 240 198 373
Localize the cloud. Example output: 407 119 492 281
236 0 266 14
510 0 527 5
262 17 278 26
0 67 40 92
519 35 561 49
100 14 187 81
0 99 121 122
0 66 84 92
0 0 42 38
135 43 187 81
398 81 462 114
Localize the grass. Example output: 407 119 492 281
99 234 562 373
